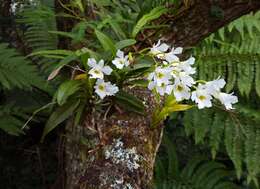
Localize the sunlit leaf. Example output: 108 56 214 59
95 29 116 56
132 6 167 38
56 80 82 105
115 39 136 49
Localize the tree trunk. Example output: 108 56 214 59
61 1 260 188
65 89 163 189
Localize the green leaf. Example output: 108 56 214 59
41 100 80 141
56 80 82 105
132 6 167 38
125 56 153 77
0 117 25 136
74 103 86 126
108 19 127 40
47 55 78 80
29 49 74 57
126 79 148 88
115 91 145 114
91 0 110 7
152 103 193 127
49 30 77 40
255 58 260 96
163 135 179 179
95 29 116 56
74 0 84 12
166 104 193 113
115 39 136 49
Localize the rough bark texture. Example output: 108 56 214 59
66 89 163 189
64 1 260 189
139 0 260 47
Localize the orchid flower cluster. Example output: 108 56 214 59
87 50 129 99
148 40 238 109
87 40 238 110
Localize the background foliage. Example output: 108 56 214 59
0 0 259 188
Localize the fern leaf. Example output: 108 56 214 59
225 118 243 179
0 43 49 91
192 161 225 188
225 62 237 93
237 58 254 97
255 56 260 96
183 109 194 136
18 3 58 73
193 109 213 144
209 112 226 158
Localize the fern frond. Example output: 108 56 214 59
195 11 260 98
255 57 260 96
0 116 25 136
193 109 213 144
155 153 239 189
209 112 226 158
0 104 30 136
18 2 58 73
183 109 194 136
182 11 260 187
155 135 239 189
0 43 48 91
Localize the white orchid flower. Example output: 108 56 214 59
148 79 173 96
173 79 191 101
112 50 130 69
216 92 238 110
178 56 196 75
94 79 119 99
88 58 112 79
191 84 213 109
156 82 174 96
148 66 172 86
176 71 195 87
150 40 169 59
205 77 226 96
165 46 183 63
148 80 156 90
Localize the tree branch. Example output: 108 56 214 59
157 0 260 47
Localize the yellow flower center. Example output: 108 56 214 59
94 70 100 74
177 85 183 92
98 85 105 91
157 72 164 79
199 95 206 101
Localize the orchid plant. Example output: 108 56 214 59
33 2 238 140
38 39 238 139
85 40 237 110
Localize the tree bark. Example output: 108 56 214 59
63 1 260 189
139 0 260 47
65 89 163 189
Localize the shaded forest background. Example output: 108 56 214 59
0 0 260 188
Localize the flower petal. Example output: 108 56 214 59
98 59 105 67
87 58 97 68
102 66 113 75
116 50 124 58
172 47 183 54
